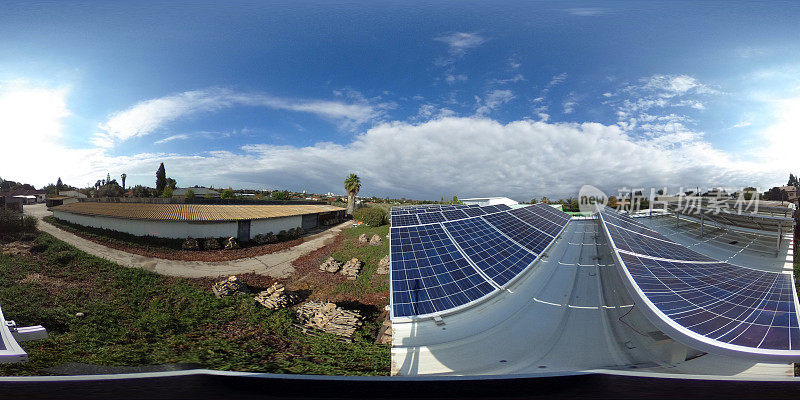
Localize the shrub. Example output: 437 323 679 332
277 230 290 242
185 189 195 199
22 215 37 232
0 209 29 234
353 207 387 226
220 188 235 199
203 237 220 250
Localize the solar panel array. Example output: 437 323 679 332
599 208 800 353
391 203 571 318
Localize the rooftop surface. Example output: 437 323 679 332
392 216 796 377
51 202 344 222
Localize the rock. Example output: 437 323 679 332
296 301 363 338
212 275 250 298
318 256 343 273
254 282 294 309
358 234 368 245
203 237 221 250
339 258 362 280
369 234 382 246
224 237 240 250
75 312 85 318
181 237 199 250
376 255 390 275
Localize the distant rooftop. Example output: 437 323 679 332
52 203 344 222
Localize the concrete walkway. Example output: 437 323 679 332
25 204 349 279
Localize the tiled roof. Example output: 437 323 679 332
52 203 344 222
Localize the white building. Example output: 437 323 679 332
51 203 345 241
461 197 519 207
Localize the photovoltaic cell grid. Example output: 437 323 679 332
442 209 469 220
391 204 479 215
443 217 538 286
390 213 420 227
510 207 564 236
599 208 800 354
598 209 659 235
391 204 573 318
390 224 495 317
532 203 572 223
605 223 716 262
620 253 799 350
482 211 553 255
417 211 447 224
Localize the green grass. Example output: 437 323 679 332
330 225 390 298
0 233 389 376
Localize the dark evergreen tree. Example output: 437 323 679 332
156 163 167 194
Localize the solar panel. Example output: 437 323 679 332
482 211 553 255
479 205 503 213
442 209 469 220
605 222 717 262
390 225 496 318
443 217 537 286
619 252 799 351
510 207 564 236
462 207 487 217
598 209 658 235
526 205 569 227
391 213 420 227
493 204 512 211
532 203 572 222
417 211 447 224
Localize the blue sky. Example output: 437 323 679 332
2 0 800 200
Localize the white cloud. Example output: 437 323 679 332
565 8 608 16
444 72 468 84
548 73 568 87
93 88 386 147
199 117 773 200
475 89 515 116
154 133 190 144
731 120 751 128
563 101 577 114
640 74 716 98
490 74 525 85
435 32 486 57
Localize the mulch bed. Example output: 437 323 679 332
46 221 317 262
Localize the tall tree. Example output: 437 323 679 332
344 173 361 215
120 173 127 190
56 177 63 195
156 163 167 194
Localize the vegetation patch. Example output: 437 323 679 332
0 232 389 376
290 225 389 308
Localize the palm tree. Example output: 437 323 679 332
344 173 361 215
120 173 127 190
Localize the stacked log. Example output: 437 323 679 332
296 301 363 338
376 255 390 275
318 256 343 273
254 282 294 309
339 258 362 280
212 275 250 298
